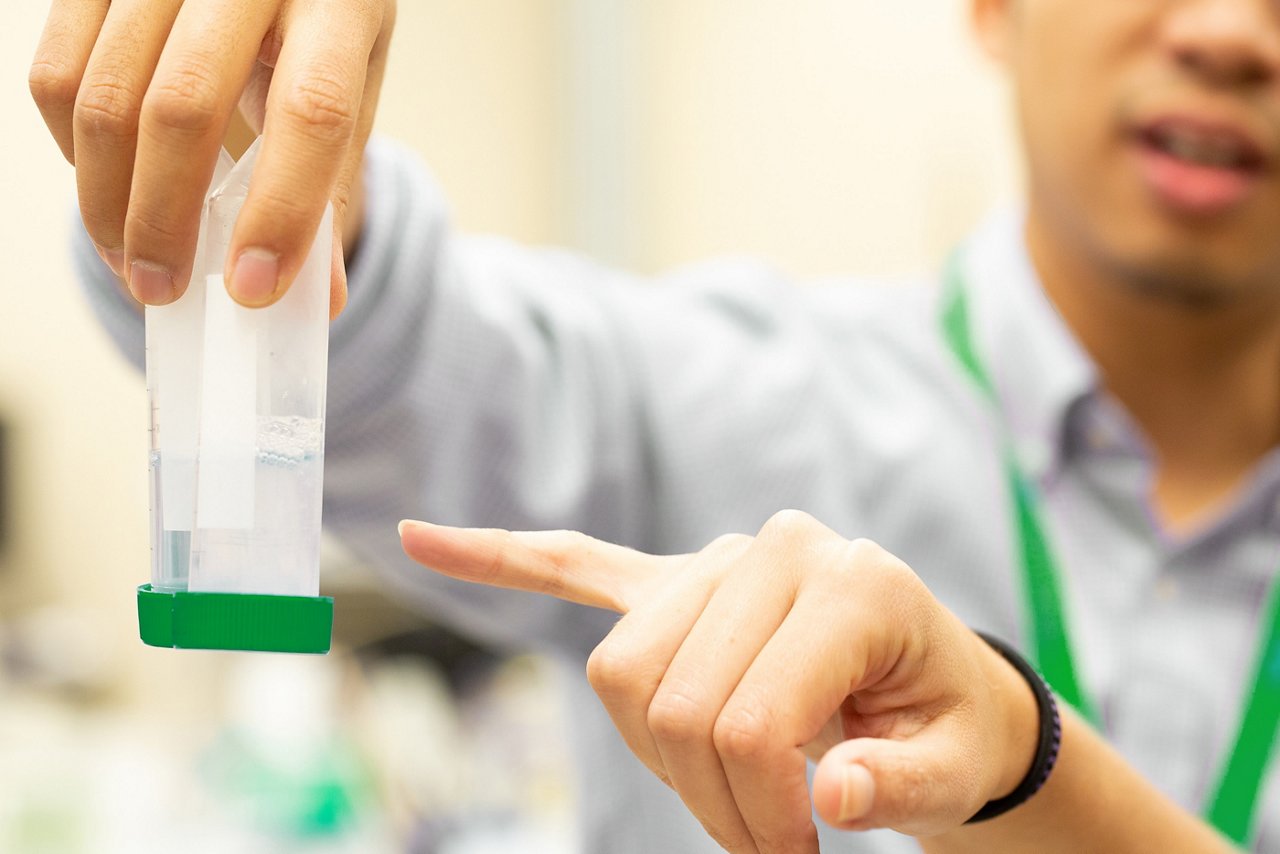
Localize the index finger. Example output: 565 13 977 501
397 520 668 614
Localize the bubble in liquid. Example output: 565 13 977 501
256 415 323 467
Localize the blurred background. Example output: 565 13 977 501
0 2 1019 852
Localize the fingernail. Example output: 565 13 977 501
129 260 174 304
398 520 413 537
229 248 279 305
838 764 875 823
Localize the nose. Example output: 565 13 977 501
1162 0 1280 89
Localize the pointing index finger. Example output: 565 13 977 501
398 521 667 614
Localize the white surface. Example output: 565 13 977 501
195 272 259 532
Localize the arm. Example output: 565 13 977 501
922 706 1235 854
398 515 1237 854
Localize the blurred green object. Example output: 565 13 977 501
199 727 372 840
8 799 85 854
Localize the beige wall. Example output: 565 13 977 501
632 1 1021 277
3 5 148 620
378 0 568 245
1 2 1017 682
380 0 1022 276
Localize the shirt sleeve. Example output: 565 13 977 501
73 137 832 656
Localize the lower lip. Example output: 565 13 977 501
1133 141 1260 218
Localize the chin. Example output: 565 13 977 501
1116 261 1245 308
1103 239 1267 308
1084 193 1279 308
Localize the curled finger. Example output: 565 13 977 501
124 0 281 303
587 535 751 794
29 0 112 164
70 0 183 279
225 0 384 307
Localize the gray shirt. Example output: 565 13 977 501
78 138 1280 853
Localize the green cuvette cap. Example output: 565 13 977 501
137 584 333 654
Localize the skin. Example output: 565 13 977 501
399 515 1041 851
27 0 1279 850
972 0 1280 530
28 0 396 318
398 517 1237 854
921 711 1235 854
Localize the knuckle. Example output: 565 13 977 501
129 204 186 244
125 203 193 260
859 540 920 586
28 57 78 110
145 58 223 134
833 537 915 586
712 704 774 762
648 688 711 745
704 532 753 558
476 530 516 586
545 530 592 572
75 72 141 137
759 508 822 543
839 537 890 573
535 530 598 598
585 642 639 696
846 536 885 560
248 184 317 231
279 69 356 141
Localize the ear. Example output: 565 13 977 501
970 0 1018 65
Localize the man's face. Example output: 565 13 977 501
985 0 1280 305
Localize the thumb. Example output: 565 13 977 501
812 729 989 837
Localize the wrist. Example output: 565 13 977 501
967 633 1062 824
980 633 1040 800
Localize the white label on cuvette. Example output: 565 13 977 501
195 273 257 530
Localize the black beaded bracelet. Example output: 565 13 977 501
965 632 1063 824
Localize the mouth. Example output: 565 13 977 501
1132 116 1270 217
1139 119 1266 171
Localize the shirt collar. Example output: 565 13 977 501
959 208 1098 483
958 211 1280 570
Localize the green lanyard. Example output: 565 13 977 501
939 255 1280 847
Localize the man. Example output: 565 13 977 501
31 0 1280 851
